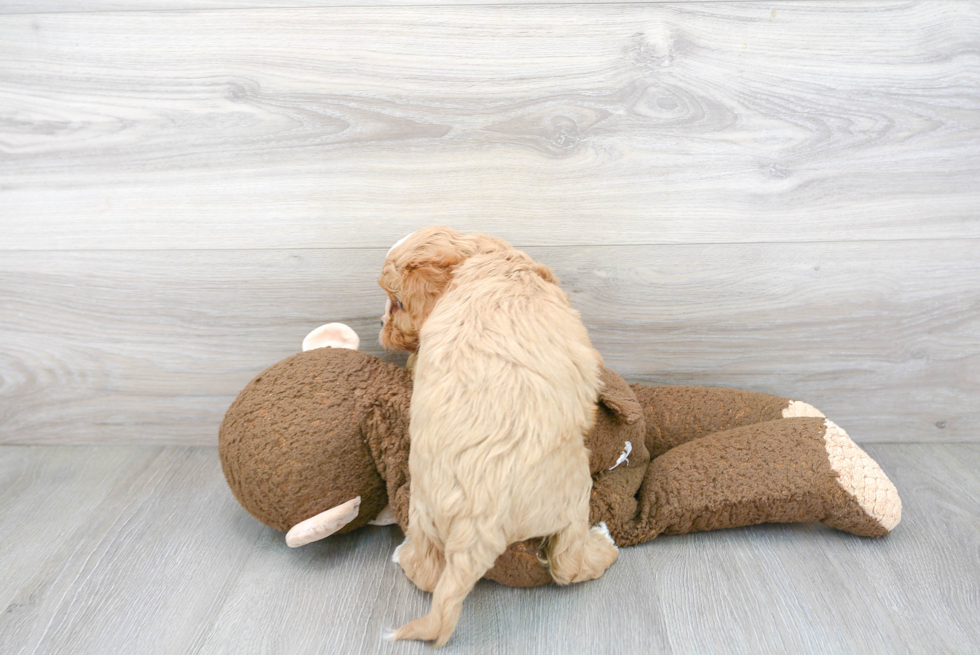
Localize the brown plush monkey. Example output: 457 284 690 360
219 326 901 588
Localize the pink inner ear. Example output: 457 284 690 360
302 323 360 352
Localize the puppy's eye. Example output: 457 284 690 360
394 300 404 311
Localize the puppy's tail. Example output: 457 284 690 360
392 534 503 648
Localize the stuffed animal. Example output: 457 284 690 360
219 324 901 588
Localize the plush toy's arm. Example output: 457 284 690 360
583 370 652 534
610 416 901 547
359 364 414 532
630 384 824 458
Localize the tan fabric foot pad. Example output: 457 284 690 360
822 420 902 534
783 400 826 418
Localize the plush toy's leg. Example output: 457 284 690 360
392 523 506 648
630 384 824 457
617 417 901 547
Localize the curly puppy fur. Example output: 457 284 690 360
378 227 617 647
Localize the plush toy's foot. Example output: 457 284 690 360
820 420 902 536
782 400 826 418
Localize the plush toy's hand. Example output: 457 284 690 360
368 505 399 526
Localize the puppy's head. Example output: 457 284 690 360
378 226 510 352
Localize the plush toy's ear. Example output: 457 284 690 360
285 496 362 547
302 323 360 352
597 368 643 425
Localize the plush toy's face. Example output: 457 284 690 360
220 332 394 542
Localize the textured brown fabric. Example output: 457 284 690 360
484 539 552 587
614 417 886 546
631 385 790 458
583 369 651 535
219 349 897 589
219 348 410 532
586 369 649 474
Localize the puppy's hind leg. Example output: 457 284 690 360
545 462 618 585
396 522 445 593
392 530 504 648
547 519 619 585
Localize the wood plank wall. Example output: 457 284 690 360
1 1 978 444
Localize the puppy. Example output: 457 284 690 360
379 227 618 647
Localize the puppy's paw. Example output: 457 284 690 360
391 537 408 565
574 527 618 583
395 536 444 593
549 524 619 585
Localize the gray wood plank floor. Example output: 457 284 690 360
1 443 978 654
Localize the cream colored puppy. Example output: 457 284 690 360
378 227 618 647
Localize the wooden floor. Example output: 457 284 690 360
1 443 978 654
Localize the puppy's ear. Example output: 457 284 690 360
533 263 559 285
401 250 464 324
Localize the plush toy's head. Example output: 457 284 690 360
219 344 402 534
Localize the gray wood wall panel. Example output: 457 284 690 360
2 2 978 249
2 240 976 445
0 0 976 446
1 444 978 654
0 0 755 14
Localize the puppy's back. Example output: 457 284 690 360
394 247 615 646
409 250 601 530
